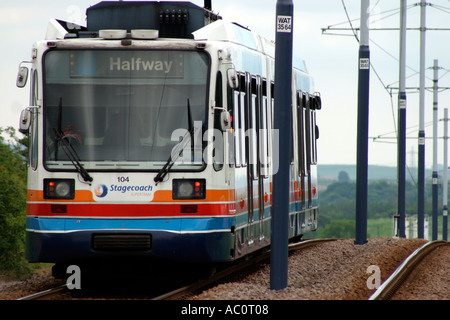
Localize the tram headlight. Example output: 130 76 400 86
172 179 206 200
44 179 75 199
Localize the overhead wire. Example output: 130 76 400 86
429 3 450 15
340 0 359 41
341 0 398 134
338 0 450 183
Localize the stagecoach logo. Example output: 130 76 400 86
94 183 154 200
94 184 108 198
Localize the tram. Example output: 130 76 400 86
17 1 321 274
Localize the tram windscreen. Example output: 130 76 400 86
43 50 209 171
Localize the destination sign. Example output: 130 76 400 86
70 51 184 78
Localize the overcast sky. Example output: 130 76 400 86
1 0 449 169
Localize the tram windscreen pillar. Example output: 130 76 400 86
270 0 293 290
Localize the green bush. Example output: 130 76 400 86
0 127 31 277
315 219 355 239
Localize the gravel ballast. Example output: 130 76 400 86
391 244 450 300
190 237 429 300
2 237 445 300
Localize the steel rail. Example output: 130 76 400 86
368 240 449 300
17 284 68 300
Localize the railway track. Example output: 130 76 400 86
17 284 69 300
369 240 449 300
17 238 446 300
15 238 336 300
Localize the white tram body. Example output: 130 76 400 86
17 1 321 269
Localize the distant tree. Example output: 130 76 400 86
0 127 30 277
321 181 355 204
317 220 355 238
338 170 350 183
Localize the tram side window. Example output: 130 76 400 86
232 73 271 176
311 107 317 165
291 109 294 164
232 73 245 167
30 69 39 171
269 82 275 175
232 73 246 167
310 95 320 165
260 79 269 177
227 83 235 167
213 72 224 171
304 93 312 173
240 74 248 167
297 91 305 177
270 82 275 128
30 109 38 171
249 76 259 180
233 90 241 167
297 91 318 174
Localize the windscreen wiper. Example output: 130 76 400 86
53 98 93 183
154 99 195 184
53 128 93 183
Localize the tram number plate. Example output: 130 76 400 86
117 176 130 183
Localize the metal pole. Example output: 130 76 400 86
270 0 293 290
355 0 370 245
397 0 407 238
432 59 438 240
443 108 448 241
417 0 426 239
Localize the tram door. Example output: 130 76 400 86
258 78 269 241
297 92 312 219
304 94 313 209
297 92 306 214
244 73 254 244
247 75 268 244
